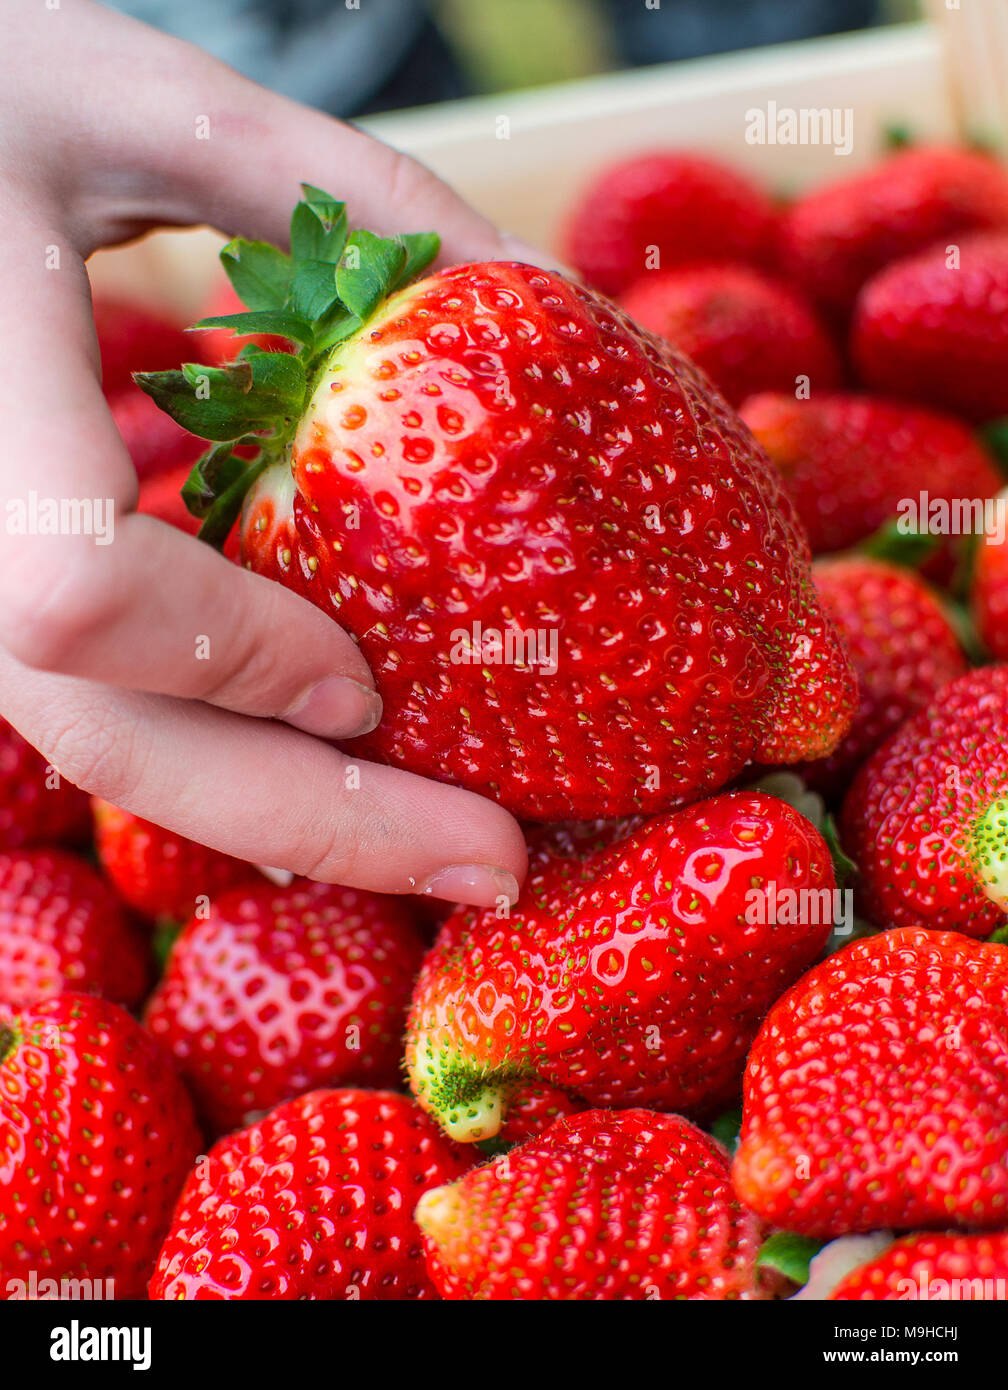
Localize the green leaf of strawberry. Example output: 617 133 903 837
756 1231 825 1285
220 238 294 309
336 231 408 321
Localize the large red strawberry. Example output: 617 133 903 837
406 791 835 1142
852 231 1008 421
740 391 1003 557
777 144 1008 320
733 928 1008 1236
150 1088 473 1300
92 798 259 923
797 557 967 797
0 849 150 1009
841 665 1008 938
417 1108 766 1300
138 187 856 823
92 296 192 396
830 1231 1008 1300
561 151 777 297
620 263 841 406
0 718 90 852
143 878 426 1133
0 994 202 1299
972 488 1008 661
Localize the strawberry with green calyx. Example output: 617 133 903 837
841 665 1008 938
138 186 855 823
406 791 835 1142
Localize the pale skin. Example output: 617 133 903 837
0 0 538 906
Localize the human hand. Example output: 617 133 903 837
0 0 534 906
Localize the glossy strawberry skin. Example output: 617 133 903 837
417 1108 765 1300
797 558 967 797
144 878 427 1134
740 391 1003 557
620 264 841 406
777 145 1008 320
93 297 192 397
841 666 1008 938
406 791 835 1142
972 490 1008 661
0 719 90 852
254 262 854 822
852 232 1008 421
830 1232 1008 1300
0 849 150 1009
562 151 777 297
150 1089 474 1300
733 928 1008 1237
92 798 258 923
0 994 202 1299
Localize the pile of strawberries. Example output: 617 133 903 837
4 139 1008 1302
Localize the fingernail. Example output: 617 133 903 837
419 864 520 909
283 676 382 739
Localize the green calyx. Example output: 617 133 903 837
0 1024 17 1066
756 1231 825 1286
135 184 440 547
972 797 1008 913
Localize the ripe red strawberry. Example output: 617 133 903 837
143 878 426 1134
830 1231 1008 1300
406 791 835 1142
92 296 192 396
777 144 1008 320
852 231 1008 421
740 391 1003 556
841 665 1008 938
150 1088 474 1300
417 1108 766 1300
0 994 202 1299
110 388 205 481
734 922 1006 1239
92 798 259 923
562 151 777 297
620 263 841 406
733 928 1008 1237
0 718 89 852
971 488 1008 661
139 187 856 822
0 849 150 1009
797 557 967 796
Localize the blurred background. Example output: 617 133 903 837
108 0 921 116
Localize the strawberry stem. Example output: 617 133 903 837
134 185 439 549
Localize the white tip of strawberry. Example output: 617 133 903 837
410 1042 505 1142
414 1182 465 1245
972 797 1008 912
